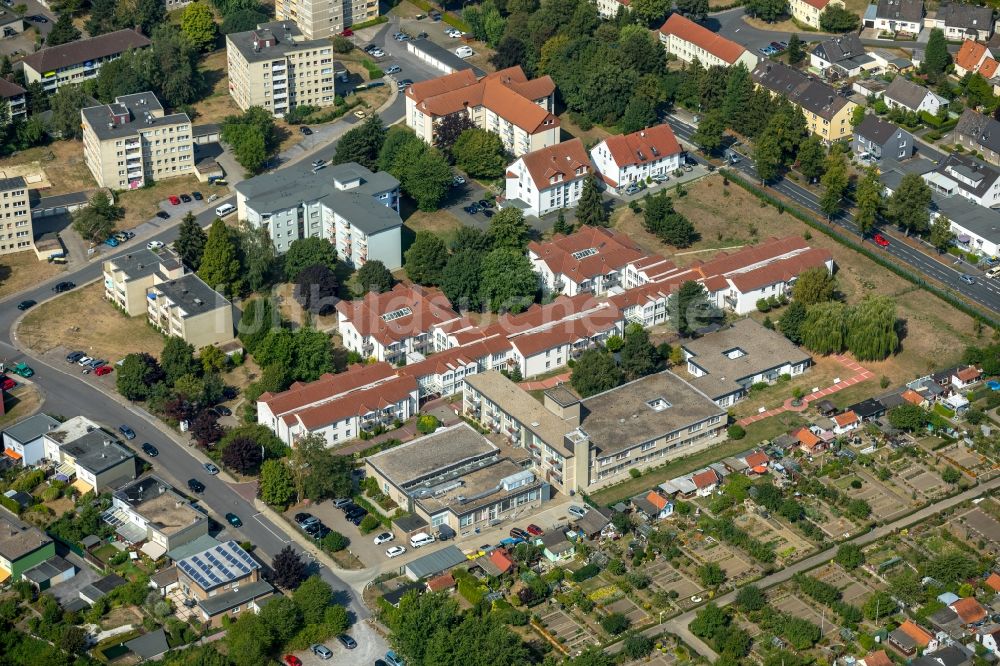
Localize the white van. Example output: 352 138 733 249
409 532 436 548
455 46 474 59
215 203 235 217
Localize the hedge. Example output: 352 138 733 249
352 496 392 528
351 16 388 30
719 169 999 330
458 577 486 604
0 494 22 514
572 563 600 582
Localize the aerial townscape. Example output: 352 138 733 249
2 0 1000 663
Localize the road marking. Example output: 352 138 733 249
254 513 290 543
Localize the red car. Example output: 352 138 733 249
873 233 890 247
0 377 15 391
168 195 181 205
283 657 302 666
94 365 114 376
526 524 544 536
340 28 353 36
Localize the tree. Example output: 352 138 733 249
335 114 387 170
222 122 268 175
404 231 449 285
49 84 90 139
863 590 896 621
355 260 393 294
117 353 165 400
796 136 826 183
942 466 962 484
441 250 482 311
490 36 531 72
801 301 847 354
452 129 507 180
238 298 278 353
834 543 864 569
643 193 697 247
322 530 349 552
387 591 461 665
222 436 265 474
148 24 202 108
161 336 198 385
854 165 883 237
620 325 659 381
222 8 269 34
452 226 492 253
672 280 718 337
289 434 353 501
698 562 726 587
845 295 898 361
620 94 658 134
432 112 476 154
479 248 538 313
271 545 307 589
691 110 725 153
238 223 278 293
745 0 787 22
923 28 951 80
181 1 218 51
690 603 730 642
292 574 333 625
46 13 80 46
226 613 270 666
754 134 784 183
257 595 302 644
819 4 859 31
819 151 849 218
787 34 803 64
190 410 224 447
722 64 753 128
887 404 928 431
735 585 766 612
675 0 708 20
199 219 242 295
487 207 531 251
929 214 955 252
176 212 208 270
965 72 995 110
403 149 455 212
571 349 622 397
283 237 338 282
600 612 630 635
792 267 837 305
259 459 295 507
296 265 338 314
59 625 89 655
576 174 608 228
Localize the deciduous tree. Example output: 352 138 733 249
796 136 826 183
479 248 537 313
754 134 783 183
354 260 393 294
292 575 333 624
487 207 531 251
571 349 622 397
404 231 448 285
923 28 951 80
296 264 338 314
929 213 955 252
845 295 898 361
787 34 803 64
886 173 932 233
745 0 787 22
259 460 295 508
792 267 837 305
675 0 709 20
117 353 165 400
620 325 659 380
284 236 337 285
433 113 476 155
819 5 858 31
643 192 697 247
49 84 90 140
161 336 199 385
672 280 718 336
441 250 482 311
199 219 242 295
800 301 848 354
819 151 849 218
451 128 507 179
180 1 218 51
887 404 927 431
691 110 726 153
854 165 883 236
222 435 265 474
271 545 306 589
190 410 224 447
334 114 386 170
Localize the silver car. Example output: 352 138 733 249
568 504 588 518
311 644 333 660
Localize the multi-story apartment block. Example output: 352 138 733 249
176 540 273 627
504 138 592 217
22 29 151 94
590 123 684 192
0 177 33 254
790 0 844 29
275 0 378 40
226 22 337 117
658 14 758 70
0 78 26 122
108 476 209 557
405 66 559 157
235 161 402 265
147 274 235 350
42 416 136 493
103 248 185 316
751 61 857 141
82 92 196 189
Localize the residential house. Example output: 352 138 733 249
337 284 460 363
952 365 983 389
595 0 629 18
832 410 860 435
953 39 1000 79
631 490 673 521
884 76 947 115
809 35 877 78
479 549 514 577
853 114 913 162
365 423 545 535
504 138 592 217
847 398 887 421
0 78 26 122
692 468 720 496
226 22 338 118
951 597 988 624
2 414 60 466
986 572 1000 594
911 645 974 666
103 248 184 316
538 531 574 562
258 362 418 447
658 14 758 70
743 450 770 475
235 161 401 265
922 153 1000 209
791 0 844 29
0 176 33 254
870 49 914 73
146 274 235 350
861 650 894 666
752 61 858 141
980 626 1000 654
573 507 615 541
426 573 456 593
954 108 1000 166
42 416 136 493
889 619 937 656
21 29 151 94
928 605 965 638
109 476 209 559
176 540 273 627
0 508 55 583
274 0 379 40
680 318 812 408
589 123 684 192
901 389 929 407
926 4 993 41
874 0 924 34
794 427 827 454
405 66 559 157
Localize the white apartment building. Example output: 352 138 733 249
235 161 402 266
595 0 629 18
104 248 185 316
81 92 195 189
22 29 151 94
0 78 26 121
789 0 843 29
147 273 235 350
226 22 338 118
275 0 378 40
0 177 33 255
504 138 591 218
590 124 684 192
923 153 1000 209
406 66 559 157
658 13 758 70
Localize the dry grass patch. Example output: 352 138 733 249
0 385 43 428
19 282 166 360
193 49 243 125
0 250 66 300
0 142 95 195
404 209 464 243
745 17 806 32
558 113 613 148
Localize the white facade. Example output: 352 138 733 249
504 159 586 218
590 143 681 189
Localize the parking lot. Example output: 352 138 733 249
287 620 389 666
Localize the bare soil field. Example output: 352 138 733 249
0 250 66 300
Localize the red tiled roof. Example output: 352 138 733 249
795 428 822 449
487 549 513 574
336 283 460 348
744 451 769 468
799 0 834 9
900 389 924 405
981 58 1000 77
833 411 857 427
951 596 988 624
692 469 719 489
259 363 396 416
987 572 1000 592
956 39 989 72
602 124 682 169
508 306 620 357
527 226 651 284
426 573 456 592
517 138 591 191
723 248 833 294
862 650 892 666
659 14 747 64
956 366 981 382
896 620 932 647
646 491 669 510
294 375 417 430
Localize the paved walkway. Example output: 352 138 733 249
737 354 874 426
519 372 571 391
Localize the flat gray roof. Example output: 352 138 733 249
31 190 91 211
4 413 60 445
23 555 73 583
227 21 331 63
464 372 574 455
82 93 190 142
404 544 467 580
125 628 169 660
167 534 219 561
367 422 496 485
0 508 52 561
60 431 134 475
107 248 180 280
0 176 26 192
580 371 725 456
151 273 231 319
407 38 485 77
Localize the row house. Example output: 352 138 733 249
405 66 559 157
751 61 858 141
590 123 684 193
504 138 592 217
922 152 1000 209
22 29 151 94
925 4 993 41
954 108 1000 166
658 14 758 70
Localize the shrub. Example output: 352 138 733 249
358 515 381 534
572 564 600 582
628 468 642 479
600 612 630 635
728 425 746 440
416 414 439 434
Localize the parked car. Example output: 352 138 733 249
104 237 119 247
384 65 401 74
155 211 170 220
526 524 544 536
142 443 159 457
283 656 302 666
374 531 394 544
386 545 406 558
417 31 429 38
393 31 410 41
180 194 192 203
95 365 114 376
396 79 413 91
226 513 243 527
455 46 474 58
510 527 529 540
452 175 466 186
213 405 232 416
340 28 353 36
651 173 670 183
299 126 313 135
26 14 47 22
119 425 136 440
338 502 359 514
192 191 203 201
188 479 205 493
336 635 357 650
204 462 220 475
11 362 32 378
168 195 181 205
353 110 367 119
464 204 480 215
295 513 319 528
332 498 352 509
445 27 463 37
66 351 85 363
147 240 164 250
17 300 36 311
89 359 107 369
385 650 405 666
873 233 890 247
370 48 385 57
0 377 15 391
568 505 588 518
624 183 643 195
311 644 333 660
312 159 325 169
960 274 976 285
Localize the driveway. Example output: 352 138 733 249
47 551 102 606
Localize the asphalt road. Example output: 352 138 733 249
663 114 1000 317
